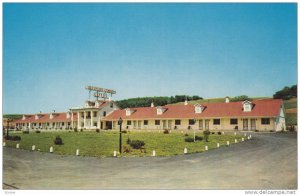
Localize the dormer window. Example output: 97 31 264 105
66 112 71 119
50 113 53 119
194 104 204 114
156 106 166 115
35 114 41 120
22 115 26 120
125 108 134 116
243 100 252 112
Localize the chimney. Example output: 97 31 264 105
225 96 230 103
151 101 154 107
184 99 188 105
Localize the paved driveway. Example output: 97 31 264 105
3 132 297 189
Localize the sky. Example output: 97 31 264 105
3 3 297 114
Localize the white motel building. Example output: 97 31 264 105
13 97 286 132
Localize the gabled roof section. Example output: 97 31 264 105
102 99 283 120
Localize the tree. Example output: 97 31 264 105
273 85 297 100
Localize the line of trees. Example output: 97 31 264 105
116 95 203 109
273 85 297 100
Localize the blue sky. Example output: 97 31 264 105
3 3 297 114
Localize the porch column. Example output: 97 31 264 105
84 111 86 128
77 111 80 129
71 112 74 129
91 111 93 129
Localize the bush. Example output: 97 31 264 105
195 136 203 141
54 136 63 145
255 130 259 132
184 133 189 136
122 130 127 133
126 137 131 145
74 127 78 132
217 131 222 135
163 129 169 134
203 130 211 142
123 145 132 153
174 126 177 130
81 129 83 132
35 130 41 133
212 132 215 134
23 130 29 134
4 135 21 141
96 129 100 133
187 126 191 130
185 137 194 142
129 140 145 149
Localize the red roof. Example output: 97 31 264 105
14 112 78 123
103 99 283 120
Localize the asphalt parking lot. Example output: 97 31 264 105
3 132 297 190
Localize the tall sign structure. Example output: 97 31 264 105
85 86 116 101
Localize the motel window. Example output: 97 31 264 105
68 122 71 126
110 103 113 108
144 120 148 125
230 119 238 125
93 111 97 117
62 122 65 126
87 112 91 119
213 119 220 125
93 122 97 126
23 124 25 126
189 119 195 125
103 111 106 117
155 120 160 125
47 123 49 126
81 112 84 118
127 120 132 125
53 123 55 126
261 118 270 125
175 120 181 125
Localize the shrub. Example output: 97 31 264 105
81 129 84 132
212 132 215 134
74 127 78 132
195 136 203 141
123 145 132 153
35 130 41 133
23 130 29 134
217 131 222 135
126 137 131 145
129 140 145 149
96 129 100 133
187 126 191 130
203 130 211 142
126 126 129 129
269 130 275 132
54 136 63 145
122 130 127 133
163 129 169 134
5 135 21 141
174 126 177 130
185 137 194 142
184 133 189 137
255 130 259 132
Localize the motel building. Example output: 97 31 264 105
102 98 286 132
13 97 286 132
14 99 119 131
14 112 77 130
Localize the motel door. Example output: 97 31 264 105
133 121 137 129
243 119 248 131
205 120 209 130
199 120 203 130
168 120 172 129
162 120 167 129
250 119 256 131
138 121 142 129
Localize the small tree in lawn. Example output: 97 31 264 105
203 130 211 142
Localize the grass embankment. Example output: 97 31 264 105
4 131 247 157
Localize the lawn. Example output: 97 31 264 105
3 130 247 157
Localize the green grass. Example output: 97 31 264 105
4 131 246 157
286 113 297 126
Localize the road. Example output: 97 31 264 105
3 132 297 189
